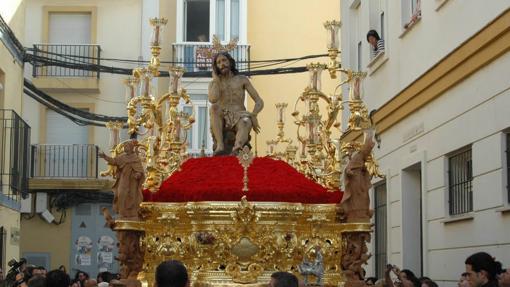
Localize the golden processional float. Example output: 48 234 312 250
101 18 384 287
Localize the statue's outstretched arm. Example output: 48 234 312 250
244 78 264 115
99 151 117 165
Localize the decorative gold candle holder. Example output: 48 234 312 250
108 21 196 193
324 20 341 78
149 17 168 75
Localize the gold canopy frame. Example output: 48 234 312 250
102 18 380 287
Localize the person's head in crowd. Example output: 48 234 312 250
155 260 189 287
31 266 46 277
420 279 438 287
38 266 46 277
498 268 510 287
25 265 35 280
46 269 71 287
84 278 98 287
97 271 114 283
465 252 503 287
458 272 470 287
366 30 381 49
58 265 66 273
269 272 298 287
0 267 4 281
19 258 28 273
366 277 377 286
76 270 90 284
399 269 420 287
27 275 46 287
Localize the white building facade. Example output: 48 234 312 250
341 0 510 285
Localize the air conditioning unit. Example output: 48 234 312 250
41 209 55 224
20 193 33 214
35 192 48 213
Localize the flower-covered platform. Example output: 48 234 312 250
143 156 342 203
109 156 372 287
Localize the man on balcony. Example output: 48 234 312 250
208 52 264 155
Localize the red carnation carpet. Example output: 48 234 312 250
143 156 342 204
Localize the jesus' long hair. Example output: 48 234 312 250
212 52 239 76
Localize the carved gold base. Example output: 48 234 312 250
126 199 372 287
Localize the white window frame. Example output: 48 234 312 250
176 0 247 45
179 96 213 155
401 0 421 29
373 180 388 278
446 147 473 216
368 0 387 62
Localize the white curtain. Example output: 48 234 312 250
216 0 225 40
230 0 240 39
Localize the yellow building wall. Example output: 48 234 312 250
0 0 25 111
247 0 341 155
0 0 25 271
18 0 178 272
23 0 143 170
20 209 72 270
0 207 21 271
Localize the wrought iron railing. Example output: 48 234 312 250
31 144 99 179
32 44 101 78
0 110 31 206
448 149 473 215
172 43 250 73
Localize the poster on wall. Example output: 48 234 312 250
97 251 113 270
97 235 115 270
97 235 115 252
75 254 91 266
75 236 93 266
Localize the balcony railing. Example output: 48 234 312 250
31 144 99 179
0 110 31 207
32 44 101 78
172 43 250 73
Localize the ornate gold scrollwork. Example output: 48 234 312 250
137 200 363 287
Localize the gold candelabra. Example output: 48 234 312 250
267 20 383 191
102 18 196 193
290 63 344 191
324 20 341 79
266 103 298 165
